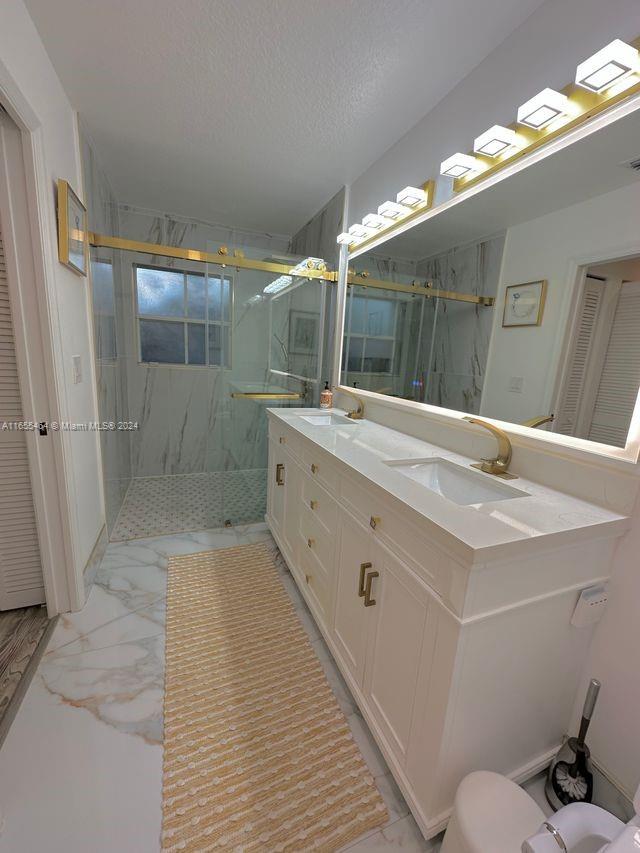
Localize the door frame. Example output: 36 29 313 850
0 89 80 615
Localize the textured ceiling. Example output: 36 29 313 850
25 0 546 234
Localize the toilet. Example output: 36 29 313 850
441 771 640 853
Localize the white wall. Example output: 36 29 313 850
0 0 104 608
348 0 640 226
481 181 640 424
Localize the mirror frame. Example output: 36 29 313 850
334 93 640 471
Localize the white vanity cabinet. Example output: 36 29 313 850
265 412 624 839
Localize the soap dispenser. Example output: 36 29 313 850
319 381 333 409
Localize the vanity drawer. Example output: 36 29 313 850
300 475 338 535
299 502 335 577
303 449 339 494
339 473 444 593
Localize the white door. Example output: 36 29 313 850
587 281 640 447
362 541 432 764
0 225 45 609
332 509 374 686
267 438 287 542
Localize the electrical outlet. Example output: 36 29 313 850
72 355 82 384
508 376 524 393
571 584 608 628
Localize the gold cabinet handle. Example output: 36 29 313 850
311 463 318 474
276 463 285 485
305 573 311 585
309 499 318 510
364 570 379 607
279 436 286 444
358 562 371 597
370 516 381 530
307 538 315 549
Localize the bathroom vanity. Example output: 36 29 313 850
266 408 629 839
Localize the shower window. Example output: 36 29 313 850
135 264 232 367
342 292 398 374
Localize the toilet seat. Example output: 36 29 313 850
441 771 546 853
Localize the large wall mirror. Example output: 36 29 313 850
340 106 640 450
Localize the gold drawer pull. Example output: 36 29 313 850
311 463 318 474
358 562 371 597
309 499 318 510
307 538 315 549
364 570 379 607
305 573 311 585
276 463 285 485
369 515 381 530
279 436 286 444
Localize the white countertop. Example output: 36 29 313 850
268 408 630 563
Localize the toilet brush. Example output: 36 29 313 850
545 678 601 810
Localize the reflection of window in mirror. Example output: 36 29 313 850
555 255 640 448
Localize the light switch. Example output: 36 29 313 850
508 376 523 393
72 355 82 384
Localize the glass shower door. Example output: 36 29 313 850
207 250 327 527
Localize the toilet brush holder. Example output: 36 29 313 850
546 678 600 810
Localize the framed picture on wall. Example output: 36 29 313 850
289 310 319 355
502 280 547 327
57 179 88 276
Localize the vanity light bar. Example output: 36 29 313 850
473 125 518 157
340 34 640 253
377 200 413 220
396 186 428 206
517 88 569 129
576 39 639 93
440 153 481 178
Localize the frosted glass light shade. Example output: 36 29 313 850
576 39 639 92
517 88 568 129
377 201 412 220
396 186 428 206
336 232 355 245
348 223 376 239
440 153 480 178
362 213 393 230
473 125 518 157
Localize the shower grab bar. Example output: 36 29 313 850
230 392 303 399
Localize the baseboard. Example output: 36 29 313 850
83 523 108 597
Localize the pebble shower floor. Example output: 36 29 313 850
110 470 268 541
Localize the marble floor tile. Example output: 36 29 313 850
0 524 441 852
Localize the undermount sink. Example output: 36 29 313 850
299 412 356 426
384 457 529 505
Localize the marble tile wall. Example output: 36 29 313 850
416 235 505 415
80 130 133 535
117 205 291 478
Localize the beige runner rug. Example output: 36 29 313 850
162 542 388 852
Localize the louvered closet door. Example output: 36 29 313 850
556 278 604 436
588 282 640 447
0 226 45 608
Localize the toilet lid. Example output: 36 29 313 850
455 771 546 853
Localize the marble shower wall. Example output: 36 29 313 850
416 235 505 415
289 188 345 392
80 131 132 534
117 205 291 477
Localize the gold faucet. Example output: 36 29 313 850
522 413 554 429
338 386 365 420
463 416 517 479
